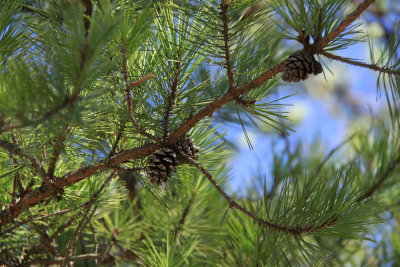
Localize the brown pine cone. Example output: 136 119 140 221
282 51 323 82
175 135 200 164
146 148 178 185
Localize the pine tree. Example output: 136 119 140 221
0 0 399 266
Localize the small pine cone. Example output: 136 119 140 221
146 148 178 185
313 60 323 75
175 135 200 164
282 51 323 82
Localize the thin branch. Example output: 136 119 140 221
20 212 77 265
182 153 338 235
88 220 98 262
169 61 286 143
321 51 400 75
1 207 78 235
310 0 375 52
47 126 71 178
19 172 115 265
173 197 193 236
126 73 155 89
11 134 24 198
109 122 126 158
121 45 158 141
63 172 115 265
81 0 93 36
0 139 48 182
63 204 97 266
357 154 400 202
0 89 83 136
30 222 57 256
162 50 182 140
220 1 236 90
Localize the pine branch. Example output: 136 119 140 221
47 126 71 178
162 50 182 140
173 197 193 235
1 207 78 236
121 44 158 141
0 139 48 182
19 173 115 265
0 0 378 229
182 152 338 235
126 73 155 89
20 212 77 265
63 204 97 266
109 122 126 157
169 0 375 142
81 0 92 35
321 51 400 75
220 1 235 90
30 221 57 256
310 0 375 52
169 61 286 143
357 154 400 202
11 134 24 198
0 60 285 226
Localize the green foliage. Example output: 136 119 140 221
0 0 400 266
272 0 364 50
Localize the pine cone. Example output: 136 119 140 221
146 148 178 185
282 51 323 82
313 60 323 75
175 135 200 164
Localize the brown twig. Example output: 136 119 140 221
173 197 193 236
220 1 236 90
10 134 24 199
109 122 126 157
30 222 57 256
47 126 71 178
321 51 400 75
162 50 182 140
126 73 155 89
82 0 92 36
63 204 97 266
121 44 158 141
1 207 78 236
0 139 48 182
20 212 77 265
168 61 286 143
310 0 375 52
